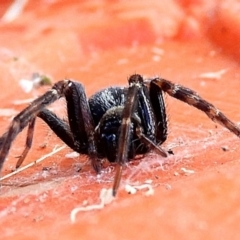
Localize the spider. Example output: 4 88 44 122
0 74 240 196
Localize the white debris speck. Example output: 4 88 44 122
19 79 34 93
19 73 52 93
181 167 195 175
125 184 137 194
125 180 154 196
65 151 80 158
70 188 115 223
144 179 153 184
2 0 28 22
198 69 228 80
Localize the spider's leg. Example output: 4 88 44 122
15 117 36 168
63 81 101 173
0 132 8 149
0 80 70 171
149 80 168 144
132 115 168 157
152 78 240 137
113 74 143 196
136 125 168 157
38 109 76 150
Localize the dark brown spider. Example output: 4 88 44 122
0 74 239 196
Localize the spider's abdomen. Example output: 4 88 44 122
89 87 126 125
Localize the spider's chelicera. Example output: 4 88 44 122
0 74 240 196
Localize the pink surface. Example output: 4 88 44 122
0 0 240 239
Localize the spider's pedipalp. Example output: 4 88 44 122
135 124 168 157
152 78 240 138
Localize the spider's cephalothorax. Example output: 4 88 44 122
0 74 240 196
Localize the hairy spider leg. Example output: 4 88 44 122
39 81 101 173
112 74 169 196
112 77 140 196
0 80 69 171
0 80 102 172
15 118 36 168
152 78 240 137
149 80 168 143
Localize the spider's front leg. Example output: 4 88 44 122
0 80 101 173
112 74 168 196
0 81 69 171
112 75 140 196
38 81 101 173
152 78 240 137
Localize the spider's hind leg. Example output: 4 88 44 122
152 77 240 138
